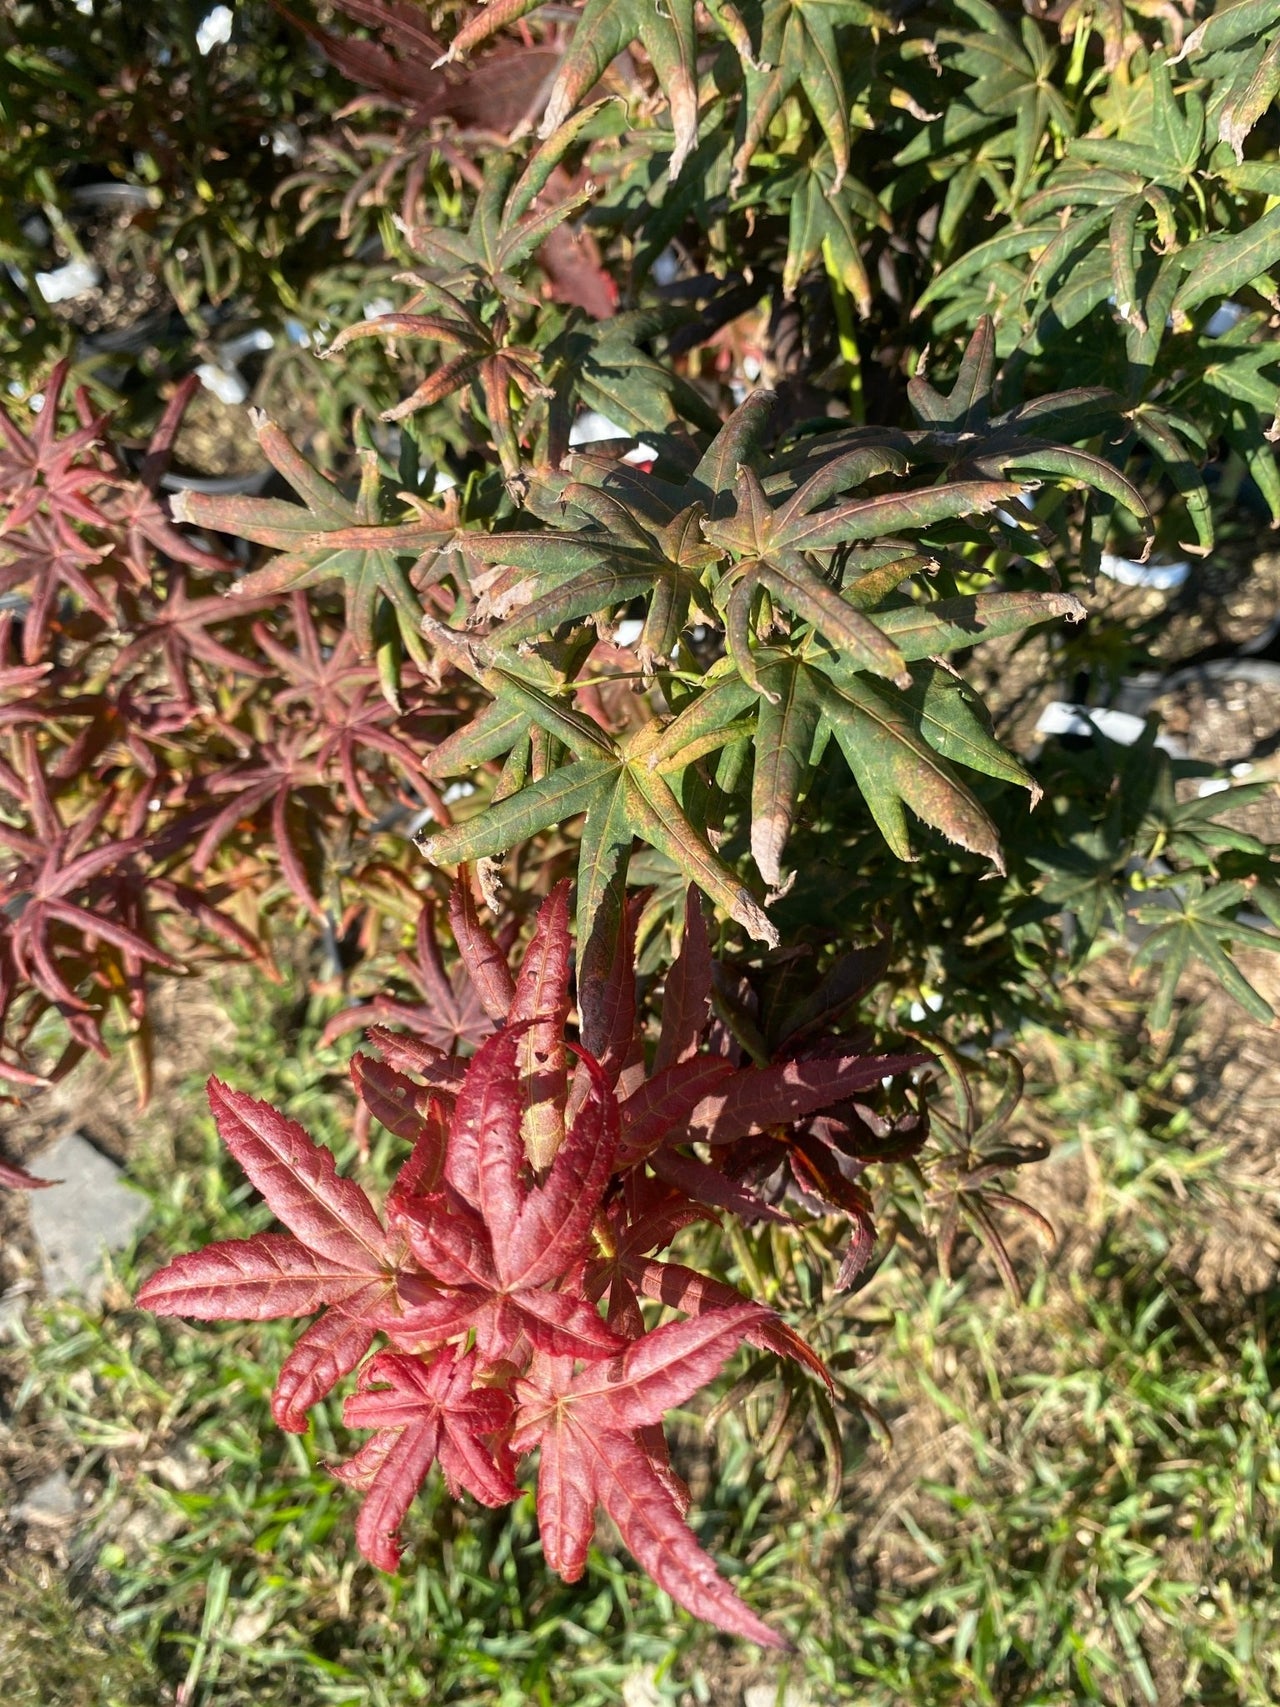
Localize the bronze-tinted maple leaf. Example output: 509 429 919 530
279 0 559 135
0 507 117 664
326 287 551 482
0 367 231 665
612 891 923 1152
251 594 448 819
447 0 705 182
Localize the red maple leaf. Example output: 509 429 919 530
510 1307 787 1648
334 1345 517 1569
390 1023 626 1362
0 507 118 662
0 733 182 1058
321 893 499 1057
95 373 233 581
0 366 227 664
251 594 448 818
137 1078 436 1431
186 729 329 919
112 570 272 711
0 360 108 535
0 1155 59 1189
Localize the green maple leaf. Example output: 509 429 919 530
314 127 608 480
462 482 720 670
409 352 1137 944
1132 877 1280 1033
547 308 724 444
172 413 449 668
417 617 777 950
649 585 1082 886
538 0 702 180
443 0 893 190
766 147 888 309
729 0 895 193
400 123 598 299
325 281 549 483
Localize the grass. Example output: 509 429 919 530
6 974 1280 1705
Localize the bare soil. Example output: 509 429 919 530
1093 546 1280 665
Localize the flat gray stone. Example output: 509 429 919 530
26 1133 149 1302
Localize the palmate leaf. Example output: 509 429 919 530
906 319 1150 537
547 307 725 445
403 119 598 293
421 706 779 949
684 499 1080 882
1173 0 1280 160
324 283 550 480
511 1307 785 1647
0 734 190 1065
774 148 887 309
1131 876 1280 1034
845 657 1041 854
173 415 447 665
439 0 701 181
415 615 776 949
536 0 701 181
336 1347 517 1570
727 0 897 194
139 883 927 1641
647 583 1081 886
391 1026 628 1361
444 0 898 197
462 484 719 670
907 20 1280 548
412 355 1110 927
1171 205 1280 319
136 1079 426 1431
928 0 1071 205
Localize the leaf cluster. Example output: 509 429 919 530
0 365 473 1094
138 877 929 1642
